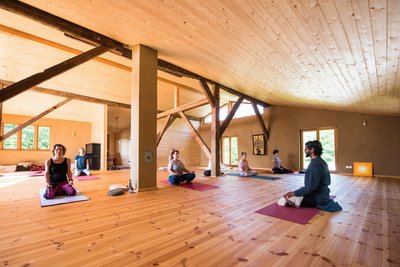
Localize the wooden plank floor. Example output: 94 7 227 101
0 170 399 267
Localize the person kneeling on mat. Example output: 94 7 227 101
44 144 77 199
74 147 91 176
168 149 196 185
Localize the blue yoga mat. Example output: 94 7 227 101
227 173 279 180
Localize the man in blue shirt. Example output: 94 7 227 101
283 140 331 207
74 148 91 176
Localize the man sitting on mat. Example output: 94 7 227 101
74 147 91 176
238 152 258 177
272 149 294 174
44 144 76 199
283 140 341 211
168 149 196 185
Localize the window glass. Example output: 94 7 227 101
2 123 18 149
38 126 51 150
22 126 35 150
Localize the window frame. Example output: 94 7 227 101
1 123 51 151
300 127 337 172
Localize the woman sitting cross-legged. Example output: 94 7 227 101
238 152 258 177
168 149 196 185
43 144 77 199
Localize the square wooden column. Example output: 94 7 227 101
211 84 221 176
130 44 158 191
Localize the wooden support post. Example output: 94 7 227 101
0 46 109 102
210 84 221 176
130 44 158 192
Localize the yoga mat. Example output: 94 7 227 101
39 188 90 207
158 180 219 191
227 173 279 180
255 196 337 225
28 172 45 177
74 175 100 181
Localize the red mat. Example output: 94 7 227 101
256 195 336 225
159 180 219 191
255 203 320 225
74 175 100 181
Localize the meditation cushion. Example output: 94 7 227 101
107 188 125 196
109 184 128 191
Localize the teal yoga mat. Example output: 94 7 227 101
227 173 280 180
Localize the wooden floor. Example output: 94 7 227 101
0 169 399 267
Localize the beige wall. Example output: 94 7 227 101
90 105 107 169
157 118 201 167
200 106 400 177
0 114 91 166
107 118 201 168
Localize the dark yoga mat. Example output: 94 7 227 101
159 180 219 191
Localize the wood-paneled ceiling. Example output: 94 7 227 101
1 0 399 130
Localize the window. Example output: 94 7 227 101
204 105 228 123
2 123 18 149
38 126 51 150
222 136 238 165
22 126 35 150
204 102 263 123
1 123 51 150
301 128 337 171
233 102 263 119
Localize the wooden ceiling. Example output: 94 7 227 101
1 0 399 130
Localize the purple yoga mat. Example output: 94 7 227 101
75 175 100 181
159 180 219 191
255 203 320 225
256 196 336 225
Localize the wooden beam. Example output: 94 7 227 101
0 0 131 58
157 98 209 119
0 24 131 72
0 98 71 142
157 115 176 147
0 45 109 103
220 96 245 137
251 101 269 141
0 0 270 108
199 79 216 108
179 111 211 160
210 84 220 176
0 79 130 109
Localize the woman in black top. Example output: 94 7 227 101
43 144 76 199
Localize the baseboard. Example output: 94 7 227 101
337 172 400 179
